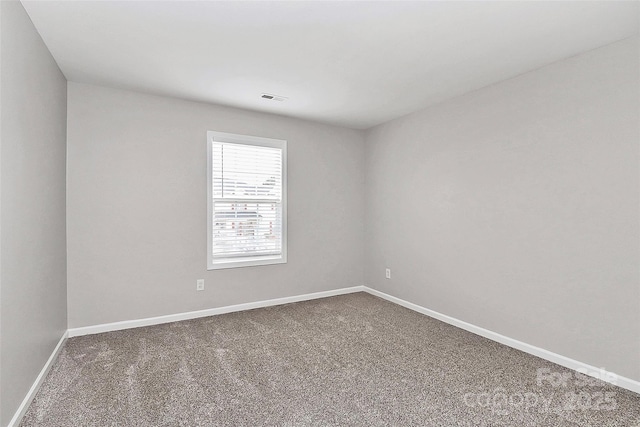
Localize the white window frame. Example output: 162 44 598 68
207 131 287 270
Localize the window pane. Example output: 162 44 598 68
212 142 282 200
212 201 282 257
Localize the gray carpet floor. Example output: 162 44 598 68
20 292 640 426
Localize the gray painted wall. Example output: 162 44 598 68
2 14 636 421
0 1 68 425
66 82 365 328
0 2 3 420
365 37 640 382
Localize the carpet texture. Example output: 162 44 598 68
20 292 640 426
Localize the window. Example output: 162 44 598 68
207 131 287 269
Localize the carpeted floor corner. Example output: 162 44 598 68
20 292 640 426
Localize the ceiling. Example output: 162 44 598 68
21 1 639 130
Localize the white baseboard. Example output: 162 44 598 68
11 284 639 427
68 285 366 337
8 331 68 427
63 283 639 396
363 286 640 395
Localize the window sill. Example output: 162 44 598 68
207 254 287 270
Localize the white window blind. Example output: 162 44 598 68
207 131 287 269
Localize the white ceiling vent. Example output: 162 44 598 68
261 93 288 102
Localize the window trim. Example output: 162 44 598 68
207 131 287 270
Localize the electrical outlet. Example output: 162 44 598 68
385 268 391 279
196 279 205 291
